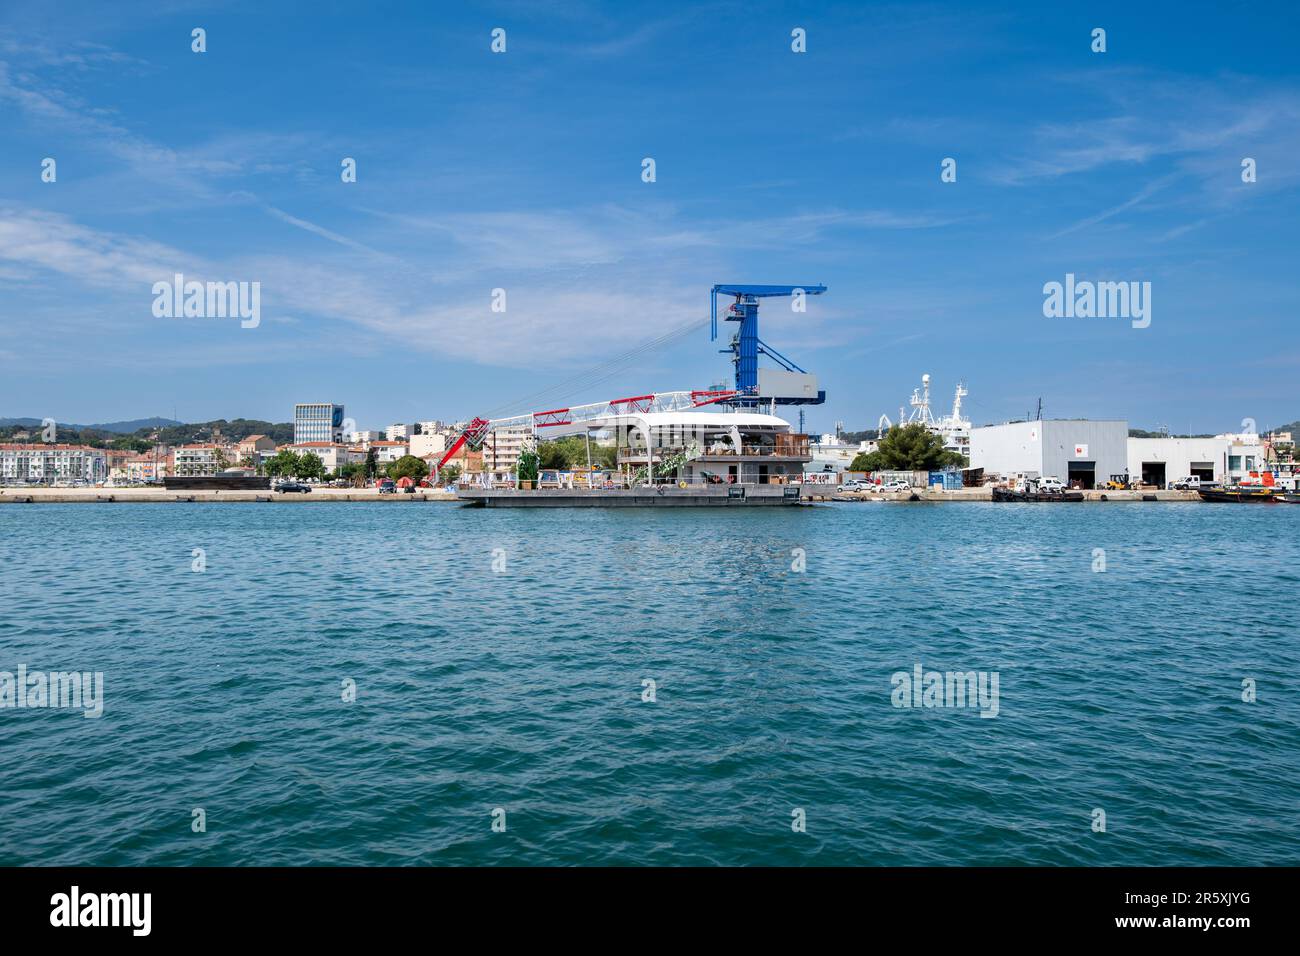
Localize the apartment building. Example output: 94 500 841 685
480 425 531 472
408 431 448 458
124 455 166 483
172 444 228 477
236 434 277 459
285 442 356 474
370 440 409 464
0 444 108 483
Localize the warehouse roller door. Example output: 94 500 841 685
1068 461 1096 489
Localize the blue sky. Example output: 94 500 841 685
1 0 1297 434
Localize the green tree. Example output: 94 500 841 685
339 461 368 486
438 464 462 486
364 448 379 480
538 441 572 470
516 449 540 482
263 450 301 478
386 454 428 481
592 442 618 470
537 435 615 470
110 436 152 453
849 423 967 472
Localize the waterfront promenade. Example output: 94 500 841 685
0 486 458 503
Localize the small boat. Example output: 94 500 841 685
1196 486 1277 503
1275 493 1300 504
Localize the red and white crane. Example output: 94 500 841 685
433 389 738 475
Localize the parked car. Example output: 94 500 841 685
275 481 312 494
881 478 911 493
377 480 397 495
840 478 871 492
1039 476 1066 492
1170 476 1204 490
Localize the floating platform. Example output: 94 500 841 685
991 488 1084 502
164 476 271 491
456 485 807 507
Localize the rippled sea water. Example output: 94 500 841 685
1 501 1297 866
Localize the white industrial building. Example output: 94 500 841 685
973 422 1269 489
1126 438 1224 487
970 420 1128 489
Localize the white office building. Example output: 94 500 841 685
294 403 345 445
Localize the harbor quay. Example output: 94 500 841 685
0 484 1203 504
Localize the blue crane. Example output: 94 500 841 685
710 284 827 407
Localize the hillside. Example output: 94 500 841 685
0 418 293 448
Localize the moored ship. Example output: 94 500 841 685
1196 485 1279 503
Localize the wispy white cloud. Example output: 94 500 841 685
996 72 1300 189
263 206 389 258
0 62 240 179
1045 174 1179 239
0 207 199 287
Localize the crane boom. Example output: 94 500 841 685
433 389 738 472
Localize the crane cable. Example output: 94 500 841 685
480 314 713 420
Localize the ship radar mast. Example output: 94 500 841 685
907 373 937 427
941 381 969 431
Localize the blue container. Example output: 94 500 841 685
928 470 962 489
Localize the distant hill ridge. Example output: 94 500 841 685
0 416 182 434
0 417 294 446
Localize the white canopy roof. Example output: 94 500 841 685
541 410 793 437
